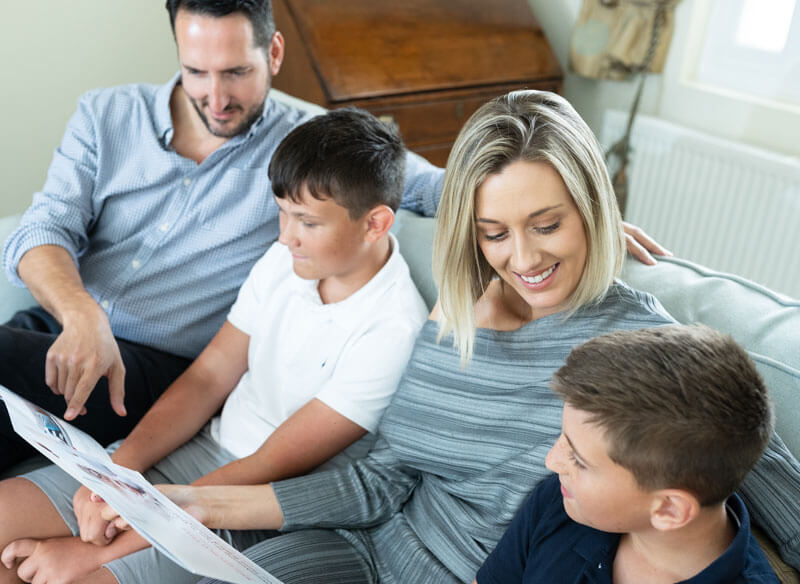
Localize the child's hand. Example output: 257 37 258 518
73 486 118 545
1 536 105 584
98 499 132 534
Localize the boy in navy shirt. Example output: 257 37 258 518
476 325 778 583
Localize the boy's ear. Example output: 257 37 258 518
649 489 700 532
363 205 395 243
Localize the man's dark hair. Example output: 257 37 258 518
269 108 407 218
551 324 773 506
165 0 275 51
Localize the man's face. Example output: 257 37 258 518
174 9 283 138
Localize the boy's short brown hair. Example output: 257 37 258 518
550 324 773 505
269 107 406 219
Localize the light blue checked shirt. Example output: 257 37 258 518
3 74 444 358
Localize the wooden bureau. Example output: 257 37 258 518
272 0 563 166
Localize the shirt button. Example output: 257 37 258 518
131 259 142 269
101 300 110 309
183 178 192 186
159 222 170 233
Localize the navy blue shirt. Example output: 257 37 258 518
476 474 778 584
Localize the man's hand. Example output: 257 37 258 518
622 221 672 266
73 486 118 546
45 302 126 421
1 536 104 584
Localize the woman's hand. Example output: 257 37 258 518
622 221 672 265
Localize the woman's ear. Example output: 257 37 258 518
649 489 700 532
364 205 395 242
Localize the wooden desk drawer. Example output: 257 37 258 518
366 95 489 148
346 81 562 165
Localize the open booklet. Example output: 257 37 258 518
0 385 283 584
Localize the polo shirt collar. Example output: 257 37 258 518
572 495 749 583
290 233 405 327
155 71 270 147
680 495 748 583
573 526 619 582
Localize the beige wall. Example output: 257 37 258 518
1 3 177 216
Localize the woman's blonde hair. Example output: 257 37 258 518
432 90 625 362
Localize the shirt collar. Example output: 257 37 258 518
573 524 619 579
154 72 181 146
155 71 270 148
571 495 750 583
679 494 749 583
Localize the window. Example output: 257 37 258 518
697 0 800 104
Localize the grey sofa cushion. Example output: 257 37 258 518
392 210 437 310
622 256 800 456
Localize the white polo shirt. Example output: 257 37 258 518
209 234 428 458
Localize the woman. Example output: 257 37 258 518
137 92 800 582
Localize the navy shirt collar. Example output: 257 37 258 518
572 495 750 583
681 494 749 583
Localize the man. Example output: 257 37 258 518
0 0 665 474
0 0 442 473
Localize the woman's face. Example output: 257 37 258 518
475 160 587 320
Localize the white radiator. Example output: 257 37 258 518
602 110 800 299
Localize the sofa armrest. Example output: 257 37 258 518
0 214 35 322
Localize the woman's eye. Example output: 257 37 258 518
536 221 560 235
483 232 507 241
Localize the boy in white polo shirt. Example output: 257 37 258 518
0 108 429 584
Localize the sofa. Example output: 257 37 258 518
2 98 799 580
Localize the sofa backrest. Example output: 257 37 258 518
622 256 800 457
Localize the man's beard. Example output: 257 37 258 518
189 95 266 138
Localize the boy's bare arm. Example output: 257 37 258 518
110 321 250 471
99 398 362 541
74 321 250 546
195 398 367 487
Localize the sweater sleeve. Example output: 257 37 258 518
738 430 800 569
273 435 420 531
